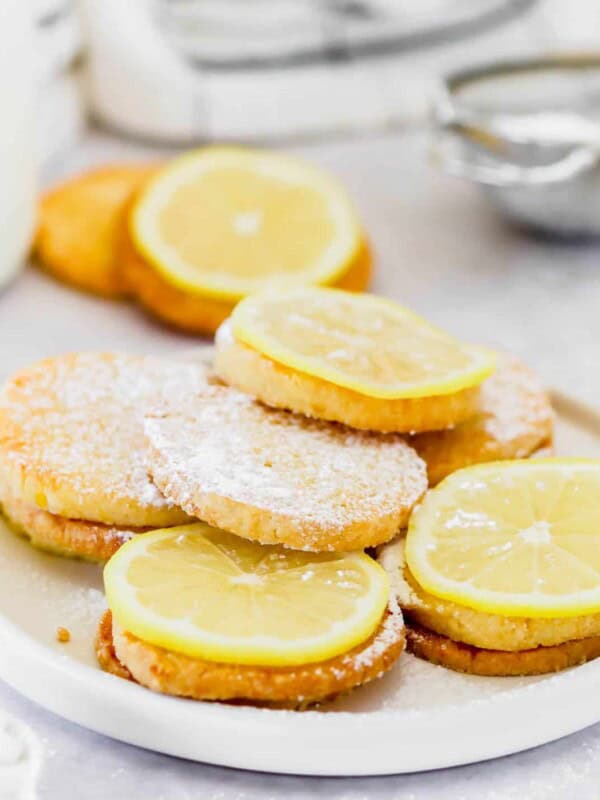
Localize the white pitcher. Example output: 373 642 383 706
0 0 37 293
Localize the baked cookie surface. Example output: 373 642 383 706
145 383 427 551
0 353 208 527
411 353 554 485
35 165 155 297
96 605 405 708
214 320 481 433
405 622 600 677
0 490 141 562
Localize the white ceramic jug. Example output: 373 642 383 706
0 0 37 292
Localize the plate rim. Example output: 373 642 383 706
2 610 600 775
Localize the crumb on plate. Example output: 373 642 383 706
56 626 71 644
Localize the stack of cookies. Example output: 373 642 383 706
0 353 207 560
6 286 596 712
34 148 372 335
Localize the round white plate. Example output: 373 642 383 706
0 395 599 775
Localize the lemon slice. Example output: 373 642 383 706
131 147 363 301
104 523 389 666
405 459 600 618
231 288 495 399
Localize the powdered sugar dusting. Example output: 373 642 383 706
411 353 554 482
145 384 427 544
340 597 404 674
472 353 554 445
0 353 209 520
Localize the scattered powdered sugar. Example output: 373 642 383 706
365 649 542 713
135 480 167 507
99 526 137 546
144 383 427 539
473 352 554 445
0 353 209 516
377 537 419 606
59 585 108 633
337 596 405 674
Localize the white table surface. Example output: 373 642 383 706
1 128 600 798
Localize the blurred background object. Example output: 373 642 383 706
0 0 86 292
34 0 85 164
0 0 38 291
19 0 600 290
26 1 600 153
81 0 545 143
434 55 600 238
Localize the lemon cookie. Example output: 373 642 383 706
411 353 554 485
97 525 405 707
145 384 427 551
34 165 155 297
214 289 495 433
381 540 600 676
1 490 142 562
405 623 600 677
0 353 208 557
379 539 600 653
379 460 600 676
130 147 367 299
121 201 372 335
98 606 404 707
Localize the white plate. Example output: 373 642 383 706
0 392 599 776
